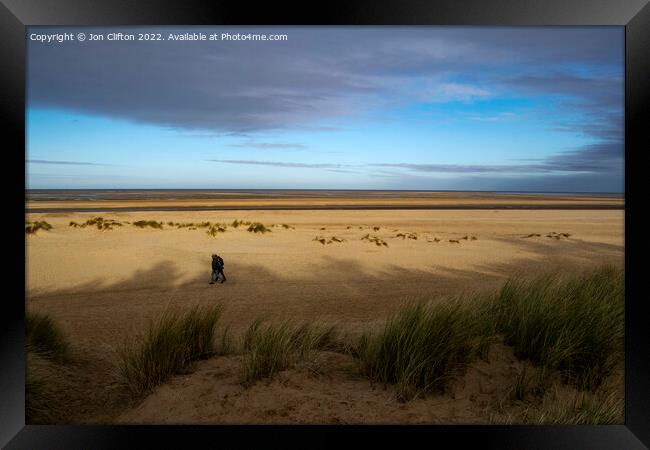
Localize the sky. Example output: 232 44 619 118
26 26 624 192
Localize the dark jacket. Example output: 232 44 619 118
212 255 224 270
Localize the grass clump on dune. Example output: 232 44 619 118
247 222 271 233
490 266 623 390
313 236 345 245
241 319 337 386
132 220 164 229
361 234 388 247
26 351 72 423
69 217 124 230
25 311 73 423
118 305 222 397
231 219 252 228
355 300 491 401
531 382 624 424
206 223 227 237
26 311 71 362
25 221 53 235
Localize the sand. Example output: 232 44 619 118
25 208 624 423
25 191 624 212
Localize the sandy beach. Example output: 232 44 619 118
25 204 624 424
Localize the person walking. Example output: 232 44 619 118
210 254 226 284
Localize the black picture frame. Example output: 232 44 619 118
2 1 648 448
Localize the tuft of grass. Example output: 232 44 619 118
313 236 345 245
118 305 222 397
513 363 533 401
247 222 271 233
532 384 624 424
396 232 418 240
231 219 252 228
25 312 73 423
214 325 235 356
241 319 337 386
132 220 164 229
25 221 53 234
26 311 71 362
490 266 624 390
206 223 227 237
26 351 72 423
355 300 491 401
361 234 388 247
68 217 124 230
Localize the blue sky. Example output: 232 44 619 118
26 27 624 192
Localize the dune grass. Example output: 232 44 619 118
247 222 271 233
355 299 492 401
69 217 124 230
361 234 388 247
26 351 73 423
25 221 53 235
118 305 222 397
206 223 227 237
396 232 418 240
489 266 623 390
313 236 345 245
26 311 71 362
231 219 252 228
26 352 55 423
25 312 73 423
532 384 624 424
132 220 164 229
241 319 337 386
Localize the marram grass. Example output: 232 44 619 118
489 266 623 390
26 311 71 362
355 299 492 401
240 318 337 385
118 305 222 397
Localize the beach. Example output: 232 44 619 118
25 198 624 424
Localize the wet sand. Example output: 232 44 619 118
26 190 624 212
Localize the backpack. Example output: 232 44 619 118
215 256 224 268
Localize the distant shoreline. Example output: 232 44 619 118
26 204 624 213
25 190 624 213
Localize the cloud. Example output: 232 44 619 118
206 159 345 169
373 143 623 176
469 112 518 122
429 83 492 102
27 159 116 166
27 27 624 192
226 142 308 150
28 27 623 135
